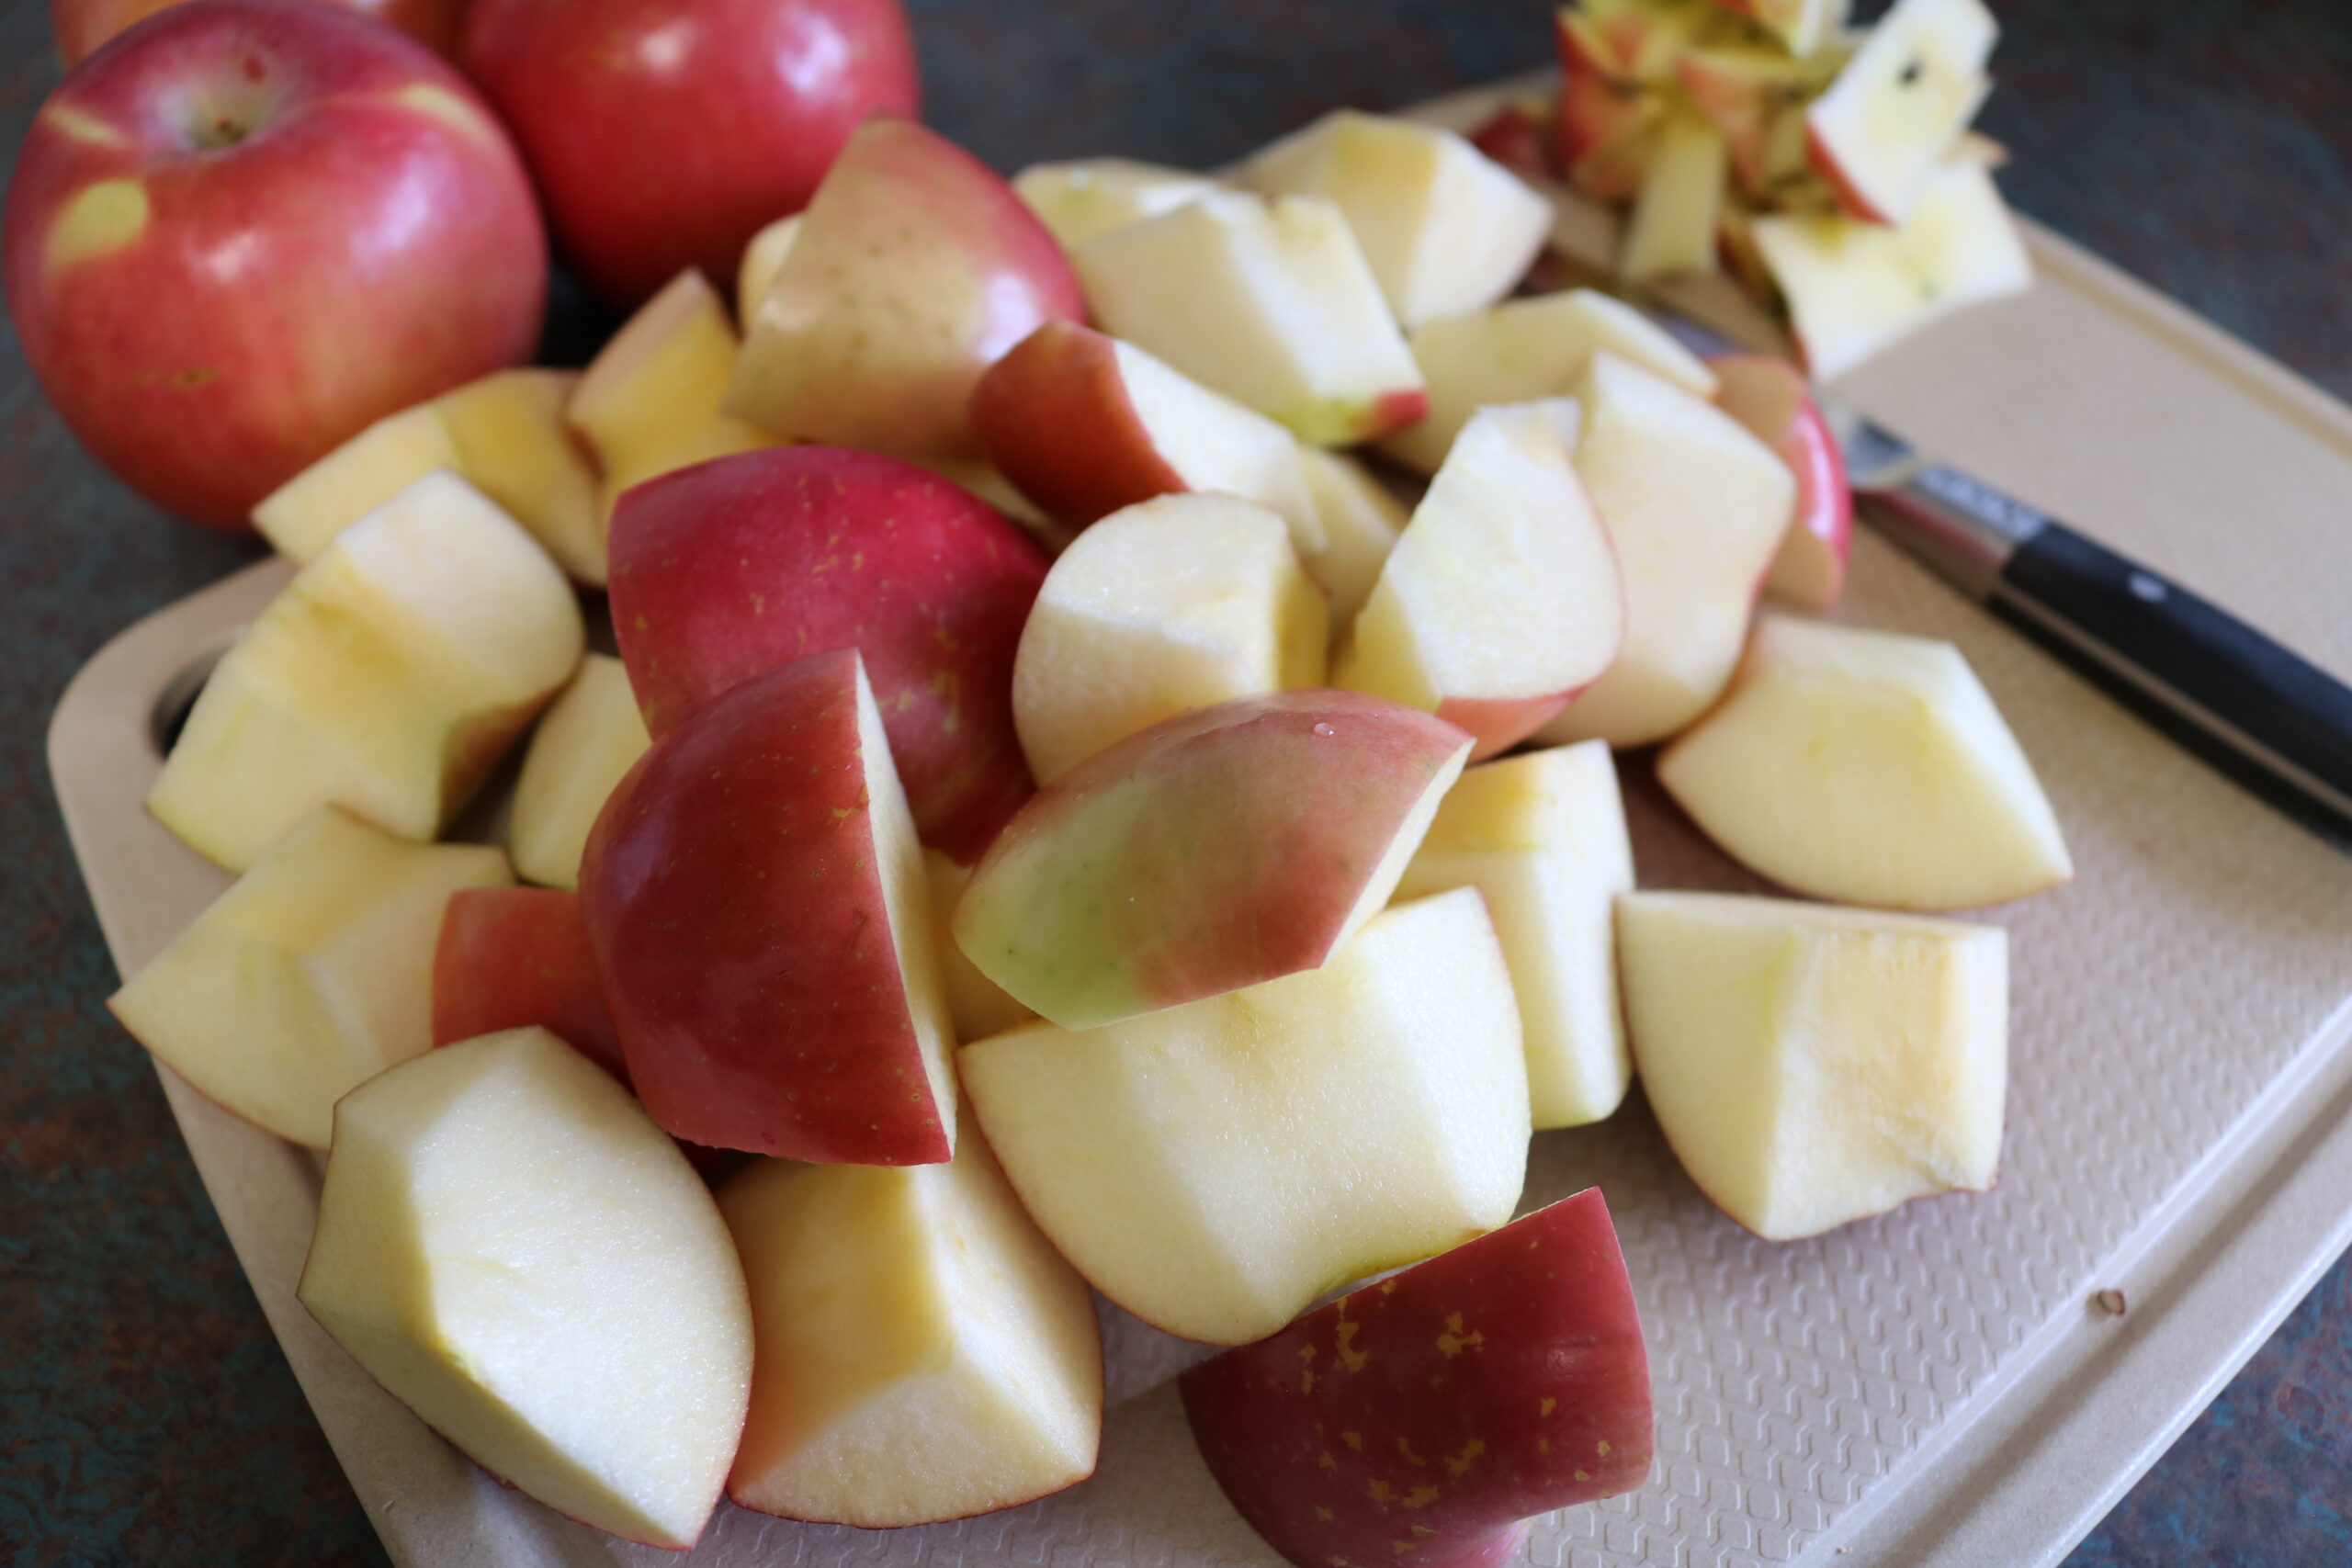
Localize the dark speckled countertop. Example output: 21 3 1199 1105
2 1 2346 1563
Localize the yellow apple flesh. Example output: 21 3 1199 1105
1657 614 2073 908
1012 157 1223 250
733 212 801 323
1804 0 1996 224
508 653 651 891
1621 110 1727 282
923 851 1035 1042
1617 892 2007 1240
298 1028 752 1548
1295 446 1408 633
959 887 1530 1344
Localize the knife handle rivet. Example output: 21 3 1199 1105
2128 571 2167 604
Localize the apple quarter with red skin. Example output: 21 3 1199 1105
298 1028 752 1550
1337 400 1623 760
1012 493 1328 785
433 886 622 1078
1618 892 2008 1240
728 118 1084 459
461 0 920 306
1657 615 2073 908
608 446 1048 863
1180 1188 1653 1568
1011 157 1223 251
952 691 1473 1032
1804 0 1996 225
1072 189 1428 447
508 654 651 892
582 649 956 1163
148 468 584 872
1710 355 1853 609
970 320 1320 549
109 808 510 1148
960 888 1530 1346
5 0 545 528
718 1129 1102 1527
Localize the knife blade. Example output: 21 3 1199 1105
1652 312 2352 844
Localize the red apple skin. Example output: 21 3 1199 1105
1465 98 1559 186
53 0 468 64
3 0 547 531
1181 1190 1653 1568
581 649 951 1164
433 887 625 1079
460 0 918 307
1437 692 1578 762
1804 121 1896 227
970 321 1191 528
1710 355 1853 610
608 446 1048 863
1553 30 1659 204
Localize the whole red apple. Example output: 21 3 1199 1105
461 0 921 307
4 0 547 530
52 0 469 66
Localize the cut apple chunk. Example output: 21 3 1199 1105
1658 615 2072 908
1618 892 2007 1240
960 888 1529 1344
1711 355 1854 610
1755 155 2031 382
1621 110 1727 282
1337 401 1623 759
1393 741 1634 1129
583 649 957 1162
298 1028 752 1549
1705 0 1850 61
1181 1190 1652 1568
149 470 584 872
1804 0 1996 224
433 886 622 1079
109 809 510 1148
924 851 1036 1042
734 213 801 323
718 1128 1103 1526
1295 446 1409 632
1238 109 1553 328
1013 494 1327 785
1011 157 1223 251
1377 288 1716 476
971 320 1320 549
1072 189 1427 446
508 654 651 892
1537 353 1793 749
956 690 1471 1031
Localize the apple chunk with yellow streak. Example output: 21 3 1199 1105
508 653 650 891
148 469 583 872
298 1028 752 1550
1618 892 2008 1240
1657 615 2072 908
961 888 1529 1345
109 809 509 1148
1180 1189 1653 1568
1012 494 1327 785
954 691 1473 1031
1336 400 1623 760
718 1128 1102 1527
1393 741 1635 1130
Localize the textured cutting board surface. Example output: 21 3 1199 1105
49 96 2352 1568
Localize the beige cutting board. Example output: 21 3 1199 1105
48 79 2352 1568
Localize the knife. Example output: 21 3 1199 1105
1656 314 2352 846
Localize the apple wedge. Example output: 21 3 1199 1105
298 1028 752 1549
1181 1189 1652 1568
1238 110 1553 328
109 809 510 1148
1012 157 1223 250
1393 741 1634 1130
1710 355 1853 609
1754 155 2031 382
1675 45 1826 200
148 470 583 872
1804 0 1997 224
970 321 1320 548
1621 109 1727 282
954 691 1473 1031
1376 288 1716 476
734 213 800 322
1296 446 1409 633
1536 353 1793 749
960 888 1529 1344
508 654 651 892
583 649 956 1162
1657 615 2073 908
1336 401 1623 759
1704 0 1849 61
718 1129 1102 1526
728 119 1085 457
1072 189 1427 446
1618 892 2008 1240
924 851 1036 1043
1012 494 1327 785
433 886 622 1079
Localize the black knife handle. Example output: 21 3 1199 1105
1989 522 2352 844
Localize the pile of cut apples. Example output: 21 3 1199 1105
104 39 2067 1568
